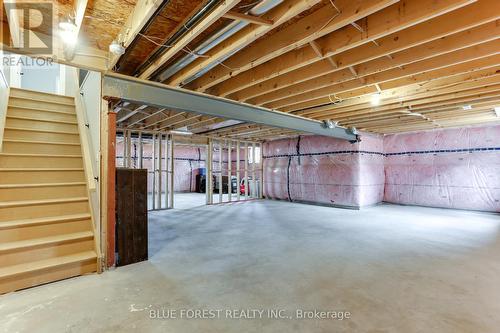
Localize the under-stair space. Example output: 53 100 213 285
0 87 97 294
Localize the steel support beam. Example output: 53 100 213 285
102 74 357 141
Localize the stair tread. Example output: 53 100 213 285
0 182 86 189
0 231 94 253
3 139 80 146
0 250 96 279
0 196 88 208
8 105 77 115
0 153 82 158
0 213 91 229
6 115 77 125
8 95 75 107
4 127 79 135
10 87 74 99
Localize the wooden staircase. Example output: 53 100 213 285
0 88 98 294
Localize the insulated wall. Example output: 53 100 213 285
116 139 206 192
174 146 206 192
384 125 500 212
359 135 386 206
263 124 499 212
263 134 385 208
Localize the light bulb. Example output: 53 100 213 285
371 93 381 106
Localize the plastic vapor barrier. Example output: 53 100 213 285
263 133 385 208
384 125 500 212
174 146 206 192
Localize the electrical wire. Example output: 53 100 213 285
328 93 343 105
314 0 341 35
238 0 264 9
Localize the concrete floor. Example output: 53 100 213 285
149 192 255 210
1 201 500 332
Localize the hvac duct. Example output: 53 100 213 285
153 0 284 85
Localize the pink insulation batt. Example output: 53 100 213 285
263 133 385 208
116 139 206 192
263 124 499 212
384 124 500 212
174 146 206 192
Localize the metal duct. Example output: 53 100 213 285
133 0 224 77
153 0 284 84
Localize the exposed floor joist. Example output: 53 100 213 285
22 0 496 136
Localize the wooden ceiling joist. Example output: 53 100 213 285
165 0 325 86
223 11 274 26
147 112 192 130
107 0 500 136
314 86 500 124
205 0 480 99
117 105 149 123
140 110 185 129
296 75 500 118
246 22 500 106
108 0 164 69
231 13 500 102
138 0 241 80
344 106 498 127
65 0 89 59
283 56 500 113
294 67 500 117
209 123 258 135
188 0 399 91
157 114 202 131
188 118 226 131
125 108 168 128
332 98 500 123
265 42 500 110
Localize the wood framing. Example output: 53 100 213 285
223 11 274 26
108 0 164 69
138 0 241 80
165 0 325 86
209 0 488 99
93 0 500 135
231 10 500 101
65 0 89 60
188 0 398 91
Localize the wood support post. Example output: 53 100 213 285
104 108 116 268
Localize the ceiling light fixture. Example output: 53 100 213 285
59 17 77 31
371 93 381 106
494 106 500 117
59 15 77 46
462 105 472 110
59 30 77 46
109 40 126 55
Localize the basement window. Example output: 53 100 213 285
248 146 261 164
